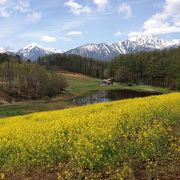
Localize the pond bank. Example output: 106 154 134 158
71 89 161 105
0 73 172 117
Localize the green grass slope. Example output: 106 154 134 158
0 73 171 117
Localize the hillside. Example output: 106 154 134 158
0 93 179 179
110 48 180 90
39 48 180 90
0 72 169 117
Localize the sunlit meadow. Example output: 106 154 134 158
0 93 179 179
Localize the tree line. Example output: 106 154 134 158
38 48 180 90
38 54 109 78
0 55 66 98
1 47 179 95
109 48 180 90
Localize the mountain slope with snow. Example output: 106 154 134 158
0 48 7 54
0 35 179 61
17 43 63 61
0 47 15 55
66 43 119 60
66 35 180 61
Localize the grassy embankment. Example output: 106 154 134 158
0 73 171 117
0 93 179 179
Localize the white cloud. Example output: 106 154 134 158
93 0 108 10
118 3 132 19
41 31 83 43
0 0 41 21
129 0 180 37
0 0 6 5
65 0 90 15
27 11 41 22
14 0 41 21
0 8 10 17
66 31 83 36
0 0 9 17
114 31 122 36
41 35 57 42
13 0 29 13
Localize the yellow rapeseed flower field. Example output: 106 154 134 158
0 93 179 179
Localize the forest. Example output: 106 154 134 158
0 47 180 99
38 48 180 90
109 48 180 89
38 54 109 78
0 54 66 98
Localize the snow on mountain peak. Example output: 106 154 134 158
17 44 63 61
0 47 7 53
66 35 180 61
172 39 180 44
22 43 43 51
0 47 15 55
1 35 180 61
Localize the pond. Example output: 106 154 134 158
72 89 161 105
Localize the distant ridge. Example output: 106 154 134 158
17 43 63 61
0 35 180 61
66 35 180 61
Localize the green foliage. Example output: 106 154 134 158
109 48 180 90
0 105 29 117
38 54 109 78
0 57 67 98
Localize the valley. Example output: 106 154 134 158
0 0 180 179
0 72 169 117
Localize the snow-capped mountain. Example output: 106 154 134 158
0 47 7 54
1 35 180 61
17 43 63 61
0 47 15 55
66 35 180 61
66 43 119 60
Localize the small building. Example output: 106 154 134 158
101 78 114 85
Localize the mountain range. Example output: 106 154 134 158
17 43 63 61
0 35 180 61
66 35 180 60
0 47 16 55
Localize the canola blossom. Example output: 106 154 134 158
0 93 179 179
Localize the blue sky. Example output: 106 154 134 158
0 0 180 51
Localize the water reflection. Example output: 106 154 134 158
72 90 161 105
